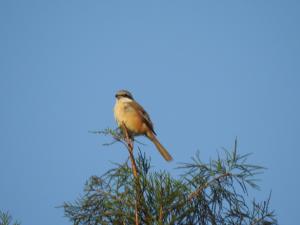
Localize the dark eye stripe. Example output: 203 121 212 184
116 94 129 98
115 91 133 99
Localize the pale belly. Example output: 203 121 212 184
114 101 145 135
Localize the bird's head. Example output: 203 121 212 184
115 90 134 100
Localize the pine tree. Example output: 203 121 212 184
63 128 277 225
0 211 20 225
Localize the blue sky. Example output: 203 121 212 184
1 1 299 224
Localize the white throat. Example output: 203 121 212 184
118 97 133 103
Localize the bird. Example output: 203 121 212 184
114 90 173 161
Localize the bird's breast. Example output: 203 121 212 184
114 101 145 135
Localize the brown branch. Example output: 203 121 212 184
118 123 152 225
188 172 231 200
186 173 232 225
121 122 140 225
159 205 163 225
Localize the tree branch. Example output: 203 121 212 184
188 172 231 200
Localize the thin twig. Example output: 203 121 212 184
250 213 273 225
121 123 138 178
188 172 231 200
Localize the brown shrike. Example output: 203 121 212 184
114 90 173 161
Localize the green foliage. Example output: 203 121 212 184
63 132 277 224
0 211 20 225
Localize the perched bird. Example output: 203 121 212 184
114 90 173 161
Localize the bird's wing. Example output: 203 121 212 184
127 101 156 135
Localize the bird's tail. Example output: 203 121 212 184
147 132 173 161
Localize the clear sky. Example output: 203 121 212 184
0 1 299 224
